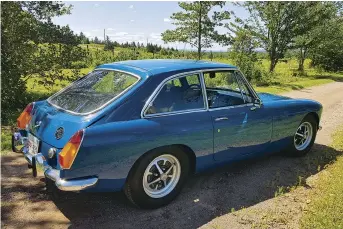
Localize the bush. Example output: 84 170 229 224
71 61 89 69
230 52 266 84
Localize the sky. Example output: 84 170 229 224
52 1 249 51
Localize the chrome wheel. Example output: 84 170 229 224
143 154 181 199
294 122 313 151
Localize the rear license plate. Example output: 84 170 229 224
28 133 40 155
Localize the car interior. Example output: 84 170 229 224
146 71 253 115
148 75 204 114
204 71 247 108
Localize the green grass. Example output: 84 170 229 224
300 126 343 229
26 67 92 94
255 78 334 94
1 128 12 155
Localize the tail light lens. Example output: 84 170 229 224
58 129 84 169
17 103 34 129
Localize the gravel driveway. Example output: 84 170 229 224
2 82 343 229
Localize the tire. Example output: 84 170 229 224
124 146 190 209
288 114 318 157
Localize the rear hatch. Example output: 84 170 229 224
29 100 101 149
29 69 140 148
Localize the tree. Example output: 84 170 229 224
294 2 341 71
104 35 114 51
242 2 328 72
310 16 343 71
79 31 90 44
161 1 231 60
94 36 101 44
229 25 264 82
1 1 85 124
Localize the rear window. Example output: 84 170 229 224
48 70 139 114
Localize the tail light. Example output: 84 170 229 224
17 103 34 129
58 129 84 169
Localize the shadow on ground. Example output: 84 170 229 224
1 143 342 229
314 74 343 82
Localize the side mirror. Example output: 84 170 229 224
254 99 262 107
251 99 262 110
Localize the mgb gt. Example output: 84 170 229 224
13 59 322 208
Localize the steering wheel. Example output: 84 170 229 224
183 84 202 102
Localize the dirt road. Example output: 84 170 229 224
2 82 343 229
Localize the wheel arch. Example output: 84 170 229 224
305 112 320 129
125 144 197 183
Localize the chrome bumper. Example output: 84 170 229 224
13 130 98 191
19 144 98 191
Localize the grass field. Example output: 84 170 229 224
300 126 343 228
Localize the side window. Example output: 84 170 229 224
235 71 254 103
203 71 245 108
146 74 205 115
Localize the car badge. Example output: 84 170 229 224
55 127 64 140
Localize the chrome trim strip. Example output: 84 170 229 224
208 103 250 111
47 68 142 116
143 109 207 119
235 69 261 103
199 72 209 110
233 72 246 103
34 153 98 191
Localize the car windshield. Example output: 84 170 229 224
48 70 139 114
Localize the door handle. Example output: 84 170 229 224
215 117 228 122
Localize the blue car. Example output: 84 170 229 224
13 59 322 208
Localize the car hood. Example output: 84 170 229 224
257 92 292 103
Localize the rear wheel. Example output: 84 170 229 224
124 146 190 209
288 115 317 157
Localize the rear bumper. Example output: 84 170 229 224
14 130 98 192
26 152 98 191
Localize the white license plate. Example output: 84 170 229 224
28 133 40 155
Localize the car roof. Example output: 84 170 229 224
96 59 237 78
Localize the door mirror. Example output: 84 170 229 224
254 98 262 108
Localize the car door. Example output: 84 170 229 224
142 72 214 167
203 70 272 161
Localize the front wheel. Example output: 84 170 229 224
124 147 190 209
289 115 318 157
